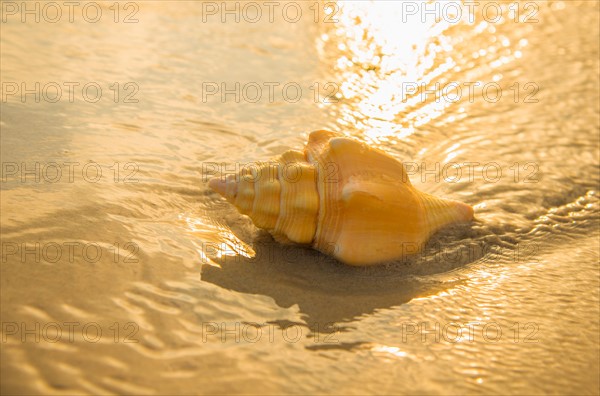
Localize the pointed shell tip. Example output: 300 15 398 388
208 177 227 197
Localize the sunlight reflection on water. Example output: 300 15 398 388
1 0 598 394
320 0 531 143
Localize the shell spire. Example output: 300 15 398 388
208 130 474 266
208 175 236 200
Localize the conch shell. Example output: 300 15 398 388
209 130 474 266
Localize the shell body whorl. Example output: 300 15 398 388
209 130 474 266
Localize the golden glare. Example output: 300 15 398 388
320 1 530 143
181 214 255 267
370 344 410 360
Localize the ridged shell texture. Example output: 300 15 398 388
209 130 474 265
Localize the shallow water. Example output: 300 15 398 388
1 0 599 394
